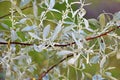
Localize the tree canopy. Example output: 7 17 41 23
0 0 120 80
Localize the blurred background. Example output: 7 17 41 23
84 0 120 18
0 0 120 19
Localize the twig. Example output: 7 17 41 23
38 26 120 80
38 54 73 80
0 5 32 19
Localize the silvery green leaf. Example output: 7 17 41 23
63 25 74 33
0 32 4 37
50 9 61 13
79 30 87 36
57 50 73 56
34 44 45 52
72 33 83 48
83 18 94 32
13 55 27 60
45 0 49 7
0 23 9 29
26 56 32 64
78 8 86 18
92 74 103 80
99 38 106 52
40 11 46 19
100 55 106 69
116 52 120 59
43 74 49 80
105 72 111 76
113 11 120 26
99 13 106 27
113 11 120 21
88 19 100 27
19 18 27 23
11 30 18 41
28 32 41 40
68 54 80 65
28 65 36 72
63 21 74 25
33 0 38 18
43 25 50 40
90 55 100 64
51 24 62 41
20 0 31 7
48 0 55 9
13 65 18 72
0 38 6 42
106 67 116 70
65 0 68 4
22 25 36 31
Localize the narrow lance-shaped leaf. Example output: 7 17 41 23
72 33 83 48
48 0 55 9
28 32 41 40
98 38 106 52
11 30 18 41
34 44 46 52
22 25 37 31
33 0 38 18
90 55 100 64
0 23 9 30
57 50 73 56
51 24 62 41
68 53 80 65
99 13 106 28
92 74 103 80
43 25 50 40
83 18 94 32
100 55 107 69
20 0 31 7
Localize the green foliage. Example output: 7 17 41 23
0 0 120 80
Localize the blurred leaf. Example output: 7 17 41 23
105 72 111 76
34 44 46 52
98 38 106 52
68 54 80 65
28 32 41 40
18 18 28 24
83 18 94 32
33 0 38 18
0 23 9 30
72 32 83 48
57 50 73 56
113 11 120 26
99 13 106 28
11 29 18 41
88 18 100 30
43 74 49 80
90 55 100 64
51 23 62 41
100 55 107 69
92 74 103 80
0 38 6 42
43 25 50 40
22 25 37 31
48 0 55 9
20 0 31 7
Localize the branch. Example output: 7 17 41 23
0 5 32 19
0 26 119 47
38 26 120 80
38 53 73 80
